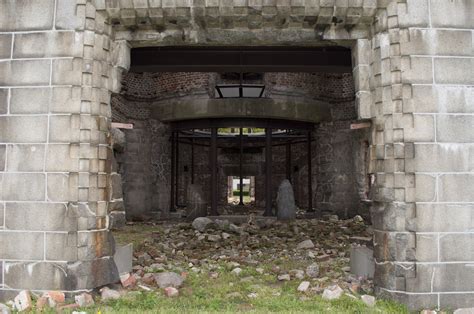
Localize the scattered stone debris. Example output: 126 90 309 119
361 294 376 307
164 287 179 297
277 274 291 281
297 239 315 250
74 293 95 307
120 273 137 288
45 291 65 308
0 303 10 314
454 309 474 314
154 272 184 288
305 263 320 278
297 281 311 292
13 290 32 312
100 287 121 301
192 217 215 232
322 285 344 300
0 216 374 312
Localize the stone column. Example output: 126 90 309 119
355 0 474 310
0 0 127 299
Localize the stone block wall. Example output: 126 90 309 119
0 0 126 300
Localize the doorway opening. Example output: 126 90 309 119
227 176 255 205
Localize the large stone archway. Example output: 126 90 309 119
0 0 473 309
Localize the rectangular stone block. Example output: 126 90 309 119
437 115 474 143
50 87 82 113
440 293 474 310
404 114 435 142
412 143 474 172
439 174 474 202
412 85 474 114
430 0 474 29
5 202 77 232
45 144 79 172
0 116 48 143
0 173 45 201
440 234 474 262
45 232 78 261
408 263 474 292
51 59 83 86
4 261 68 290
0 231 44 259
49 115 81 143
0 89 7 114
0 60 51 86
0 0 54 31
415 234 437 262
435 58 474 85
397 0 429 28
10 88 50 114
13 31 83 58
401 29 473 57
47 173 78 202
6 144 45 172
401 57 433 84
416 204 474 233
415 174 436 202
0 34 12 59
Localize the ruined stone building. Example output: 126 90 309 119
0 0 473 310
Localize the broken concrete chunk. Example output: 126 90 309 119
322 285 343 300
297 239 315 250
277 274 291 281
305 263 320 278
192 217 215 232
276 179 296 221
164 287 179 297
0 303 10 314
297 281 310 292
100 287 121 301
154 272 184 288
74 293 95 307
45 291 65 307
13 290 32 312
361 294 375 307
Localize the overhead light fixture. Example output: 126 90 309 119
215 84 265 98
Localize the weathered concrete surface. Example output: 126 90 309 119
151 97 332 123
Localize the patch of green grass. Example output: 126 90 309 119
70 266 408 314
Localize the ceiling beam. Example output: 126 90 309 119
130 46 352 73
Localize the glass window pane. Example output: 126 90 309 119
242 86 263 98
219 86 240 98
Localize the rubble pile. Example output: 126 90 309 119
0 215 380 312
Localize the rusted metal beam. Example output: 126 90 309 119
130 46 352 73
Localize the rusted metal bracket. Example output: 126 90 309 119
350 121 371 130
111 122 134 129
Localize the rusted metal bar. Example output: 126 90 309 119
170 131 176 212
307 130 314 212
264 128 273 216
239 128 244 205
210 127 218 215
